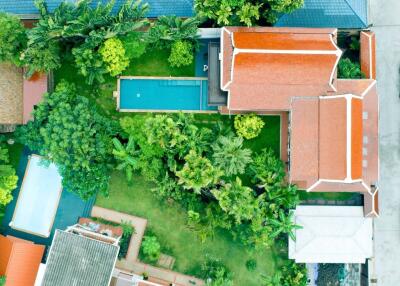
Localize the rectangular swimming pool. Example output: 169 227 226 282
9 154 63 237
117 77 218 112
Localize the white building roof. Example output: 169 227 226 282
289 206 373 263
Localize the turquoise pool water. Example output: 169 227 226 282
119 78 218 111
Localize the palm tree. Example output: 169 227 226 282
268 210 302 241
212 135 252 176
112 136 140 182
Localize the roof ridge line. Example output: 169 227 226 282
344 0 368 27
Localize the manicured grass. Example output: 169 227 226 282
96 172 283 285
299 191 357 201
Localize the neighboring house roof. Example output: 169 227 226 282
220 27 379 217
0 63 23 124
275 0 368 29
0 235 45 286
41 230 119 286
0 0 194 18
289 206 373 263
221 27 342 111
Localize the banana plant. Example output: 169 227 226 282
112 136 140 183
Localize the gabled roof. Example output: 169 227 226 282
0 235 44 286
0 0 194 18
41 230 119 286
221 27 342 111
289 206 373 263
275 0 368 29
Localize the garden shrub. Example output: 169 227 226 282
234 114 265 140
0 145 18 206
0 276 5 286
245 259 257 272
99 38 129 76
121 32 148 59
168 40 194 67
263 261 307 286
119 221 135 259
200 256 233 286
249 148 285 186
141 235 161 262
0 12 26 65
338 58 365 79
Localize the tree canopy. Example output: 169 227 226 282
0 145 18 206
16 81 118 199
0 13 27 65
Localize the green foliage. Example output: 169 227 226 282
0 276 5 286
212 177 256 224
99 38 129 76
0 13 27 65
268 210 302 241
234 114 265 140
201 257 234 286
23 0 149 80
237 3 262 27
119 221 135 259
176 150 222 194
0 145 18 206
195 0 304 26
72 44 107 84
168 40 194 68
141 235 161 262
249 148 285 187
112 136 140 183
263 261 307 286
16 81 117 199
350 36 360 51
338 58 365 79
121 32 148 59
212 135 252 176
245 259 257 272
148 16 200 49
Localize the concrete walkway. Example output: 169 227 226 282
369 1 400 285
91 206 204 286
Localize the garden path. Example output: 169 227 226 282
91 206 204 286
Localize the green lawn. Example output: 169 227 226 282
96 172 283 285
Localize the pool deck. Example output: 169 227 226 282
0 148 95 246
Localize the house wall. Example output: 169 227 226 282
360 31 376 79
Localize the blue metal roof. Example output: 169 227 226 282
0 0 194 18
275 0 368 29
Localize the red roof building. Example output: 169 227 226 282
220 27 379 217
0 235 44 286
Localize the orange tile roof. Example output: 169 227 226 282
0 235 44 286
23 72 47 124
220 27 379 217
221 27 341 111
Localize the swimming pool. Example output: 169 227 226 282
117 76 218 112
9 155 63 237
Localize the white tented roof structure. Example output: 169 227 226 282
289 205 373 263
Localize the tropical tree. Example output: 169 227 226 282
148 15 200 49
212 135 252 176
0 13 27 65
212 177 256 224
23 0 149 79
338 58 365 79
99 38 129 76
176 150 222 193
268 210 302 241
112 136 140 183
201 257 234 286
16 81 118 199
236 3 262 26
0 145 18 206
168 40 194 67
249 148 285 187
72 43 107 84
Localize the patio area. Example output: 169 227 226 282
1 148 95 245
0 63 23 124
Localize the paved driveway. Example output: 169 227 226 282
370 0 400 285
